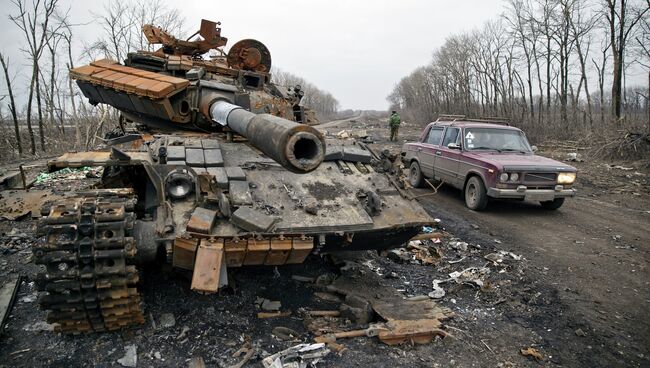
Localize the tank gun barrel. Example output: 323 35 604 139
209 101 325 173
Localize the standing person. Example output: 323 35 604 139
388 110 401 141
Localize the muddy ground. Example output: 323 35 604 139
0 113 648 367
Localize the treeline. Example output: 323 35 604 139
388 0 649 141
0 0 339 163
272 68 340 120
0 0 185 162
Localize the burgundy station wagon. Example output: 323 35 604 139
401 119 577 210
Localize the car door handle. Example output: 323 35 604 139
417 147 422 152
435 151 442 156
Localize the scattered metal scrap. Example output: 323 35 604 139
0 277 21 336
0 190 67 221
262 343 330 368
302 264 454 347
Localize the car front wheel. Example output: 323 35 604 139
540 198 564 210
409 161 424 188
465 176 488 211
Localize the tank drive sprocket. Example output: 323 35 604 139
33 193 144 334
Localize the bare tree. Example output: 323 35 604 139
631 0 650 129
506 0 537 121
272 68 340 119
0 53 22 155
85 0 185 61
61 28 80 147
603 0 649 119
568 0 598 127
42 28 65 135
389 0 649 142
10 0 60 154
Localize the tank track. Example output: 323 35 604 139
33 194 145 333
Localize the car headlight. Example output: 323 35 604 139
499 173 509 182
165 170 194 199
510 173 519 182
557 172 576 184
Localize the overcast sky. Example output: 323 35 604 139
0 0 507 110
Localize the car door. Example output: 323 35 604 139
418 126 444 178
434 127 462 187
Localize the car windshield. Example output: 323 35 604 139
463 128 532 153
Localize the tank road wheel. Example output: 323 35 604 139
465 176 488 211
33 195 145 334
540 198 565 210
409 161 424 188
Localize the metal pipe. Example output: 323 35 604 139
209 101 325 173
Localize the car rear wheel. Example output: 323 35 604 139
409 161 424 188
540 198 564 210
465 176 488 211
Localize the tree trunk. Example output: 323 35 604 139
0 54 22 155
26 63 37 155
49 44 62 134
35 62 46 152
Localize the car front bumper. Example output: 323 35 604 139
487 186 576 201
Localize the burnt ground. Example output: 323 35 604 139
0 113 648 367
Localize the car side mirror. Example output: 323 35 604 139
447 143 461 150
532 145 538 152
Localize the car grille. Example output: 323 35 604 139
524 172 557 182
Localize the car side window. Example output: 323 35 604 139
442 128 460 147
425 127 444 146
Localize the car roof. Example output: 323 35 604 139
429 120 522 131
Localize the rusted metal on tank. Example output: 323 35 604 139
287 236 314 264
243 237 271 265
143 19 228 56
265 237 292 265
224 238 247 267
173 238 199 270
227 39 272 72
191 238 225 293
210 101 325 173
71 60 189 99
186 207 218 234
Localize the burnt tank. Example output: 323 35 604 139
32 19 434 333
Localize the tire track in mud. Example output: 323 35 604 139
416 184 649 367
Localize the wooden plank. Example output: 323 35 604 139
191 239 224 293
378 319 447 345
0 277 21 335
410 232 443 241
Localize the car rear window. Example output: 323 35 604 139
425 127 444 145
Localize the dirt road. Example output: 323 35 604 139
366 110 650 366
411 180 649 366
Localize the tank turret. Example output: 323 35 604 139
69 19 323 172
